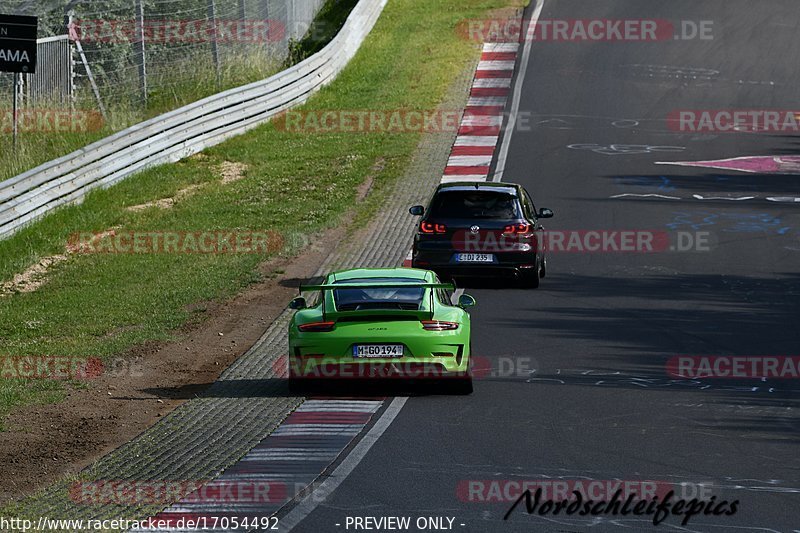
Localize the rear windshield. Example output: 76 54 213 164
428 190 520 219
333 277 424 311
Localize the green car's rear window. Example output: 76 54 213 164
333 277 424 311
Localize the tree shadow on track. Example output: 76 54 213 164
487 272 800 443
141 378 465 399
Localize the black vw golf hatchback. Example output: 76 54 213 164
409 181 554 288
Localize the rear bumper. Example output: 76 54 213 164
412 249 540 278
287 343 470 380
288 359 470 380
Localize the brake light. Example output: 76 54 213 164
421 320 459 331
503 223 531 234
298 321 336 332
420 221 447 234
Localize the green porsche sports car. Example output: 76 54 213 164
287 267 476 394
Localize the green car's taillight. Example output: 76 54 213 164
420 320 459 331
298 321 336 332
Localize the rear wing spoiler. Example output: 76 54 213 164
299 282 456 292
297 282 456 321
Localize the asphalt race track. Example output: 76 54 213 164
289 1 800 532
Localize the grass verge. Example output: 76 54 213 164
0 0 525 428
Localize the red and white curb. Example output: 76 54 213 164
403 41 520 268
130 400 383 532
442 42 519 184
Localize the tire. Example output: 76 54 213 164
540 256 547 278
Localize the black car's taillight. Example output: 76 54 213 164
420 221 447 234
503 223 531 235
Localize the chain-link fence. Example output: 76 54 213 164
0 0 325 117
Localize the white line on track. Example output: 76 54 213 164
493 0 546 183
610 193 681 200
277 397 408 532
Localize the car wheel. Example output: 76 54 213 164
540 256 547 278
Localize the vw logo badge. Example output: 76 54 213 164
470 225 480 234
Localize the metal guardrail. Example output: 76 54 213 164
0 0 388 240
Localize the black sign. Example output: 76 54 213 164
0 14 38 73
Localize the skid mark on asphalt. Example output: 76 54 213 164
129 400 382 532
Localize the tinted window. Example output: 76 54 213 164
428 190 520 219
333 277 424 311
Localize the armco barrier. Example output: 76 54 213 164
0 0 388 240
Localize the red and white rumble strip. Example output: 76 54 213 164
130 400 383 532
442 42 519 183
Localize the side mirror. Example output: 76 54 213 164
538 208 554 219
409 205 425 216
289 297 307 310
457 294 476 308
